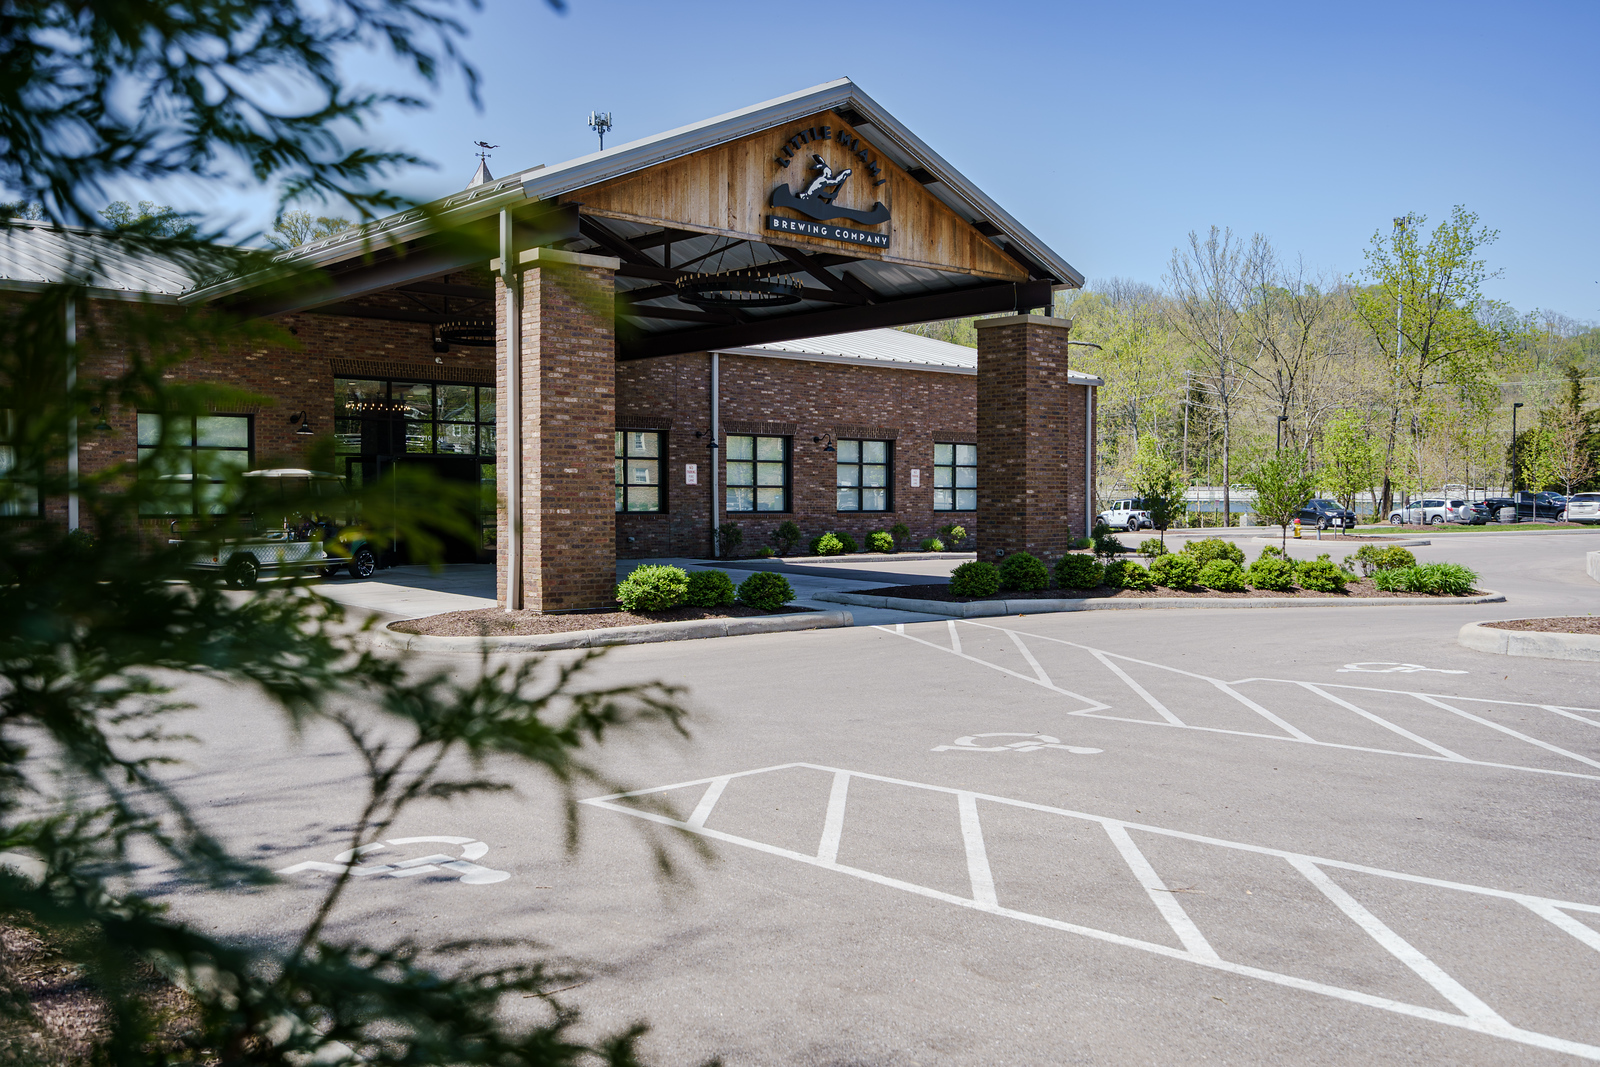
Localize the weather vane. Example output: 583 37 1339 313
474 141 499 164
587 112 612 151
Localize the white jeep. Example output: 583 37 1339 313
1097 499 1153 532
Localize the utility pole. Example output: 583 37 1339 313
588 111 613 151
1511 401 1524 494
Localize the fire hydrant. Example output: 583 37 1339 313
1293 518 1302 539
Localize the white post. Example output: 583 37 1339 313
65 300 78 531
709 351 720 557
500 209 522 611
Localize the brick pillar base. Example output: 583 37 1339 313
976 314 1075 563
496 248 621 612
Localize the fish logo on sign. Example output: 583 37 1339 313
277 836 510 885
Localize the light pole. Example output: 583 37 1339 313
1276 414 1288 452
1511 401 1524 495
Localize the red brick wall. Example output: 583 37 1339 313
615 351 980 558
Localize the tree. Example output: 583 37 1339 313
1244 449 1319 549
101 200 193 237
1352 207 1521 513
1129 436 1188 547
1549 420 1596 496
270 209 354 249
1167 227 1269 526
1318 410 1380 516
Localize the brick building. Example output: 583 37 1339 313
2 78 1099 611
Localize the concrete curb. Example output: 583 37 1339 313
813 590 1504 618
375 609 854 653
1251 536 1431 547
717 551 972 568
1458 621 1600 662
1588 551 1600 585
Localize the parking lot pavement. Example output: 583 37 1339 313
147 533 1600 1065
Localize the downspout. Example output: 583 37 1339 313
65 300 78 531
1085 384 1094 540
500 208 522 611
709 351 720 557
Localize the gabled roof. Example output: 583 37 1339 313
0 222 202 301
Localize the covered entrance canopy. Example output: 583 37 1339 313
189 79 1088 612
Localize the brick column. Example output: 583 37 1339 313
495 247 621 612
975 314 1075 563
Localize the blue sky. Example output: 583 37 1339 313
207 0 1599 321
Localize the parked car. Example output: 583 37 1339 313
1514 490 1567 522
1480 496 1517 522
1295 499 1356 531
1097 499 1153 532
1566 492 1600 524
1387 498 1478 526
1459 501 1493 524
170 469 378 588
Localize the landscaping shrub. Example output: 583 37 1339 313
1345 544 1416 576
757 546 775 558
836 531 859 554
1105 559 1156 590
1294 554 1348 594
1092 523 1127 558
921 537 946 551
1197 559 1248 591
1258 544 1288 560
1149 552 1201 589
1138 538 1169 558
809 532 844 556
737 570 795 611
1247 555 1297 592
684 569 737 608
1373 562 1478 595
998 551 1050 591
615 564 689 611
1184 537 1245 567
1054 552 1105 589
869 530 894 553
1068 536 1093 550
770 520 801 555
950 560 1002 598
890 521 910 546
716 522 743 555
939 524 969 547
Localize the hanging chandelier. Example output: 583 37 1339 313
674 268 802 308
437 319 496 347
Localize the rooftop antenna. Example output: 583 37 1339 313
587 111 613 151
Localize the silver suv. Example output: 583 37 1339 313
1566 493 1600 525
1388 498 1476 526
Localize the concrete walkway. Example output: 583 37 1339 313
310 557 964 626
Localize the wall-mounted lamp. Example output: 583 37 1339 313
289 411 315 436
812 433 836 453
89 406 111 432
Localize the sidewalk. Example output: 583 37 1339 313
311 557 959 627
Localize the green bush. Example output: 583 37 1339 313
1054 552 1105 589
810 532 844 556
1068 536 1093 550
869 530 894 553
1149 553 1201 589
1258 544 1288 560
770 520 801 555
1247 556 1297 592
1295 554 1348 594
1092 529 1127 558
737 570 795 611
950 560 1002 598
615 564 689 611
716 522 743 555
1345 544 1417 576
839 531 860 553
939 524 968 547
757 546 775 558
1197 559 1248 591
1137 538 1169 558
921 537 946 551
684 569 737 608
1372 562 1479 595
998 551 1050 591
890 521 910 546
1104 559 1156 590
1184 538 1245 567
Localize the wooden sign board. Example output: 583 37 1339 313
564 110 1028 283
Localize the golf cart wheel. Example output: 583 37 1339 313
348 546 377 579
223 555 259 590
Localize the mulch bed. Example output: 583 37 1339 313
393 603 815 637
1484 617 1600 635
857 580 1480 602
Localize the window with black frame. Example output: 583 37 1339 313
0 409 40 517
334 378 496 460
836 438 890 511
725 434 789 512
136 413 254 514
933 442 977 511
615 430 663 512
